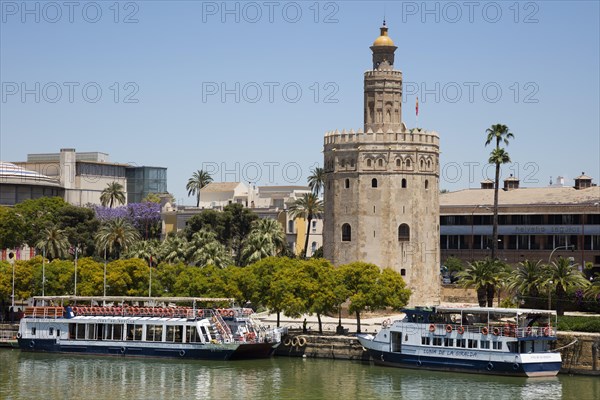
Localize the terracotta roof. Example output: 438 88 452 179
200 182 243 193
440 186 600 207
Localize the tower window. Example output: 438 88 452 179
340 159 345 168
402 178 407 188
345 178 350 189
342 224 352 242
427 159 432 169
366 159 372 167
400 269 406 276
288 220 294 233
398 224 410 241
396 159 401 167
378 159 383 167
372 178 378 188
405 159 412 168
420 159 424 169
425 179 429 189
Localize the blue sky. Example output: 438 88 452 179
1 1 599 205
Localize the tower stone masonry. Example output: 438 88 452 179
323 22 441 306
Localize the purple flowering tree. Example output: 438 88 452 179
95 202 161 239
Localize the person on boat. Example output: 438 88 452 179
303 318 308 333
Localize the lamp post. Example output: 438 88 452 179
548 244 574 264
42 247 46 306
73 245 79 297
9 252 15 309
547 280 553 310
103 247 107 304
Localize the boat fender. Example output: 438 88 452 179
284 337 292 346
512 363 520 371
292 337 299 347
179 350 185 357
416 360 422 367
16 332 21 339
229 310 235 317
481 327 488 335
457 326 465 335
445 325 453 333
428 324 435 333
29 341 35 348
486 362 493 371
526 326 532 336
120 347 126 354
492 327 500 336
298 337 307 347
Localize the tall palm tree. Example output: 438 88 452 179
288 193 323 258
186 229 231 268
124 239 160 266
585 273 600 301
457 259 499 307
186 170 213 207
485 124 514 260
35 224 70 260
241 218 287 264
308 167 325 197
541 257 590 315
100 182 126 208
507 259 544 306
95 218 141 258
159 234 189 264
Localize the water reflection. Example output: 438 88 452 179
1 351 595 400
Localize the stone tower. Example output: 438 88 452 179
323 22 441 306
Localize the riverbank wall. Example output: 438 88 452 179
275 330 600 376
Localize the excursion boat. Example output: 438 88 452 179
17 296 286 360
357 306 562 377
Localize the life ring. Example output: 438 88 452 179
16 332 21 339
543 327 550 336
179 350 185 357
481 327 488 335
120 347 126 354
429 324 435 332
513 363 520 371
29 341 35 348
504 326 511 336
284 337 292 346
416 360 422 367
229 310 235 317
457 326 465 335
292 337 299 347
246 332 256 341
486 362 494 371
298 337 307 347
493 327 500 336
445 325 453 333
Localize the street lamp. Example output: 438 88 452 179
73 245 79 297
8 252 15 309
548 244 574 264
103 247 107 304
42 247 46 306
547 280 553 310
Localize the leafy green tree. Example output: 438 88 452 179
484 124 514 260
249 257 286 326
174 264 228 297
541 257 590 315
380 268 412 309
154 262 186 296
35 224 70 260
288 193 323 258
222 204 258 265
100 181 126 208
241 218 287 265
185 210 224 240
0 259 36 303
95 218 141 258
267 258 310 324
186 170 213 207
339 262 395 333
75 257 104 296
308 166 325 197
0 207 26 249
222 265 259 306
57 205 99 257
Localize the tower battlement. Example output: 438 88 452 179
364 70 402 78
324 128 439 146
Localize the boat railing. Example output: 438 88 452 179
427 323 555 338
24 306 64 319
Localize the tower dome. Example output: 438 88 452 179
372 21 395 47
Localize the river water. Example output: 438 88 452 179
0 350 598 400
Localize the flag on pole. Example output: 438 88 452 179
416 96 419 116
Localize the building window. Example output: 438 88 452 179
425 179 429 189
311 241 317 254
341 224 352 242
378 159 383 167
372 178 378 188
400 268 406 276
288 220 294 233
345 178 350 188
396 159 401 167
340 159 345 168
312 220 317 233
367 159 372 167
406 159 411 168
420 159 424 169
398 224 410 241
402 178 407 188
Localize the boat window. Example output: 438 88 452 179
480 340 490 349
86 324 97 340
113 324 123 341
421 337 430 345
433 337 443 346
69 323 76 339
127 324 143 341
199 326 210 342
492 341 503 350
456 339 466 348
444 338 454 347
56 329 60 337
49 327 54 335
187 326 199 343
147 325 163 341
77 324 85 339
468 339 478 349
31 327 36 336
391 332 402 352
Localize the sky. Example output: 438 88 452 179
1 1 599 205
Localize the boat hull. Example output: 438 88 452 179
17 338 276 361
363 348 561 377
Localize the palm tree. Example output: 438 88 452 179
288 193 323 258
457 259 500 307
241 218 287 264
124 239 160 266
186 170 213 207
485 124 514 260
541 257 590 315
186 229 232 268
585 273 600 301
308 167 325 197
95 218 141 258
100 182 126 208
35 224 70 260
507 259 544 306
159 234 189 264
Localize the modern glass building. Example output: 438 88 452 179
125 166 168 203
